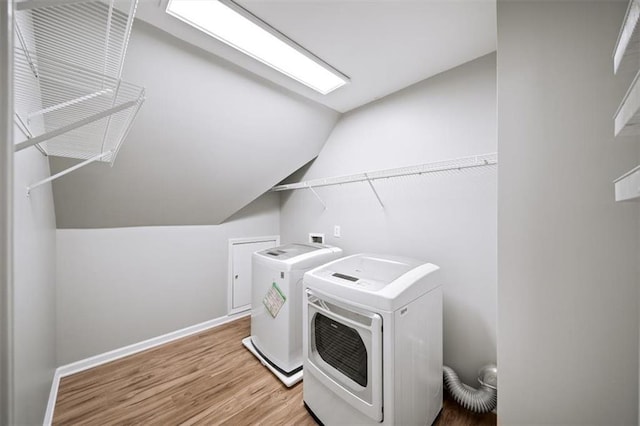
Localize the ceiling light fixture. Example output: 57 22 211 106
166 0 349 95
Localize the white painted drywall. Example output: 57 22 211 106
56 193 279 364
50 21 339 228
279 53 497 385
13 137 57 425
0 131 9 426
498 2 639 424
11 9 57 424
0 2 12 423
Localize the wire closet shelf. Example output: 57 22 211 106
271 152 498 209
13 0 144 167
272 152 498 192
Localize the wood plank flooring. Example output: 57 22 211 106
54 317 496 425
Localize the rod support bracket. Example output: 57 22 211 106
365 173 384 209
25 150 113 196
307 184 327 210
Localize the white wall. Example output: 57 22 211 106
279 53 496 384
14 137 57 425
498 2 639 424
0 2 12 423
11 9 57 424
56 193 279 364
50 21 339 228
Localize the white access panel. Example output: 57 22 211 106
229 237 278 314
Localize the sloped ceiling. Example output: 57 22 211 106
51 21 339 228
134 0 497 113
51 0 497 228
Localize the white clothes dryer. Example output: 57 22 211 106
302 253 442 425
243 243 342 387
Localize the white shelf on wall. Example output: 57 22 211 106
15 0 138 78
614 69 640 136
14 49 145 161
272 152 498 192
13 0 145 192
272 152 498 209
614 165 640 202
613 0 640 74
613 1 640 204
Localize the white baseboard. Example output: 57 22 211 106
43 312 250 426
43 368 61 426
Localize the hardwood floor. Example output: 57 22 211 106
54 317 496 425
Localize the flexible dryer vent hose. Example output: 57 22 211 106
443 364 497 414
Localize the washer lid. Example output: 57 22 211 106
259 243 322 260
254 243 342 271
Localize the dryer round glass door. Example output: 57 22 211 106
305 290 383 422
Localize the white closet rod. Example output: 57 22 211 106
26 150 112 196
271 152 498 192
14 99 137 152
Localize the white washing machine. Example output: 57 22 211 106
243 243 342 387
302 253 442 425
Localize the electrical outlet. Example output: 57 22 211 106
334 225 341 238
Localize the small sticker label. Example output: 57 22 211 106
263 282 286 318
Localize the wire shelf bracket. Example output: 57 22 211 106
273 151 497 205
307 185 327 210
364 172 384 209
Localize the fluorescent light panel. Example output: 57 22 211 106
166 0 348 95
